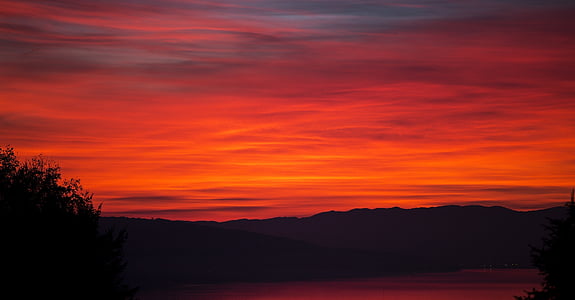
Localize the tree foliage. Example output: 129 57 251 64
516 189 575 300
0 146 136 299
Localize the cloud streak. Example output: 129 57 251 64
2 0 575 220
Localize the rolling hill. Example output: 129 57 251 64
102 205 566 288
201 206 565 269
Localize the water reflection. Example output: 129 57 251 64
143 269 540 300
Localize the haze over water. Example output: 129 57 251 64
142 269 540 300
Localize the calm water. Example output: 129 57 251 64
141 269 540 300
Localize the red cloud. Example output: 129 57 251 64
2 1 574 220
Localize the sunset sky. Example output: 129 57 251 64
2 0 575 221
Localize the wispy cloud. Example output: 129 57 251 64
2 0 575 220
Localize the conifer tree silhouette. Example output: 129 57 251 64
516 189 575 300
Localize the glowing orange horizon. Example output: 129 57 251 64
2 1 575 221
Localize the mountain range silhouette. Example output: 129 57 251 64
101 205 565 289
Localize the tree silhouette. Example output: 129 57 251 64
516 189 575 300
0 146 136 299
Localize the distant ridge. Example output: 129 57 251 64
103 205 566 288
199 205 565 269
101 217 429 288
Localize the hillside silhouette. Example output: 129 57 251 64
203 205 565 269
101 217 437 288
103 205 564 288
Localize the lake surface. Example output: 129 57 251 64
141 269 540 300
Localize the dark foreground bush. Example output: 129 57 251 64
0 146 136 299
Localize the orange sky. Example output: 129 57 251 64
2 0 575 221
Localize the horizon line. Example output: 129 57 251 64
102 203 565 223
